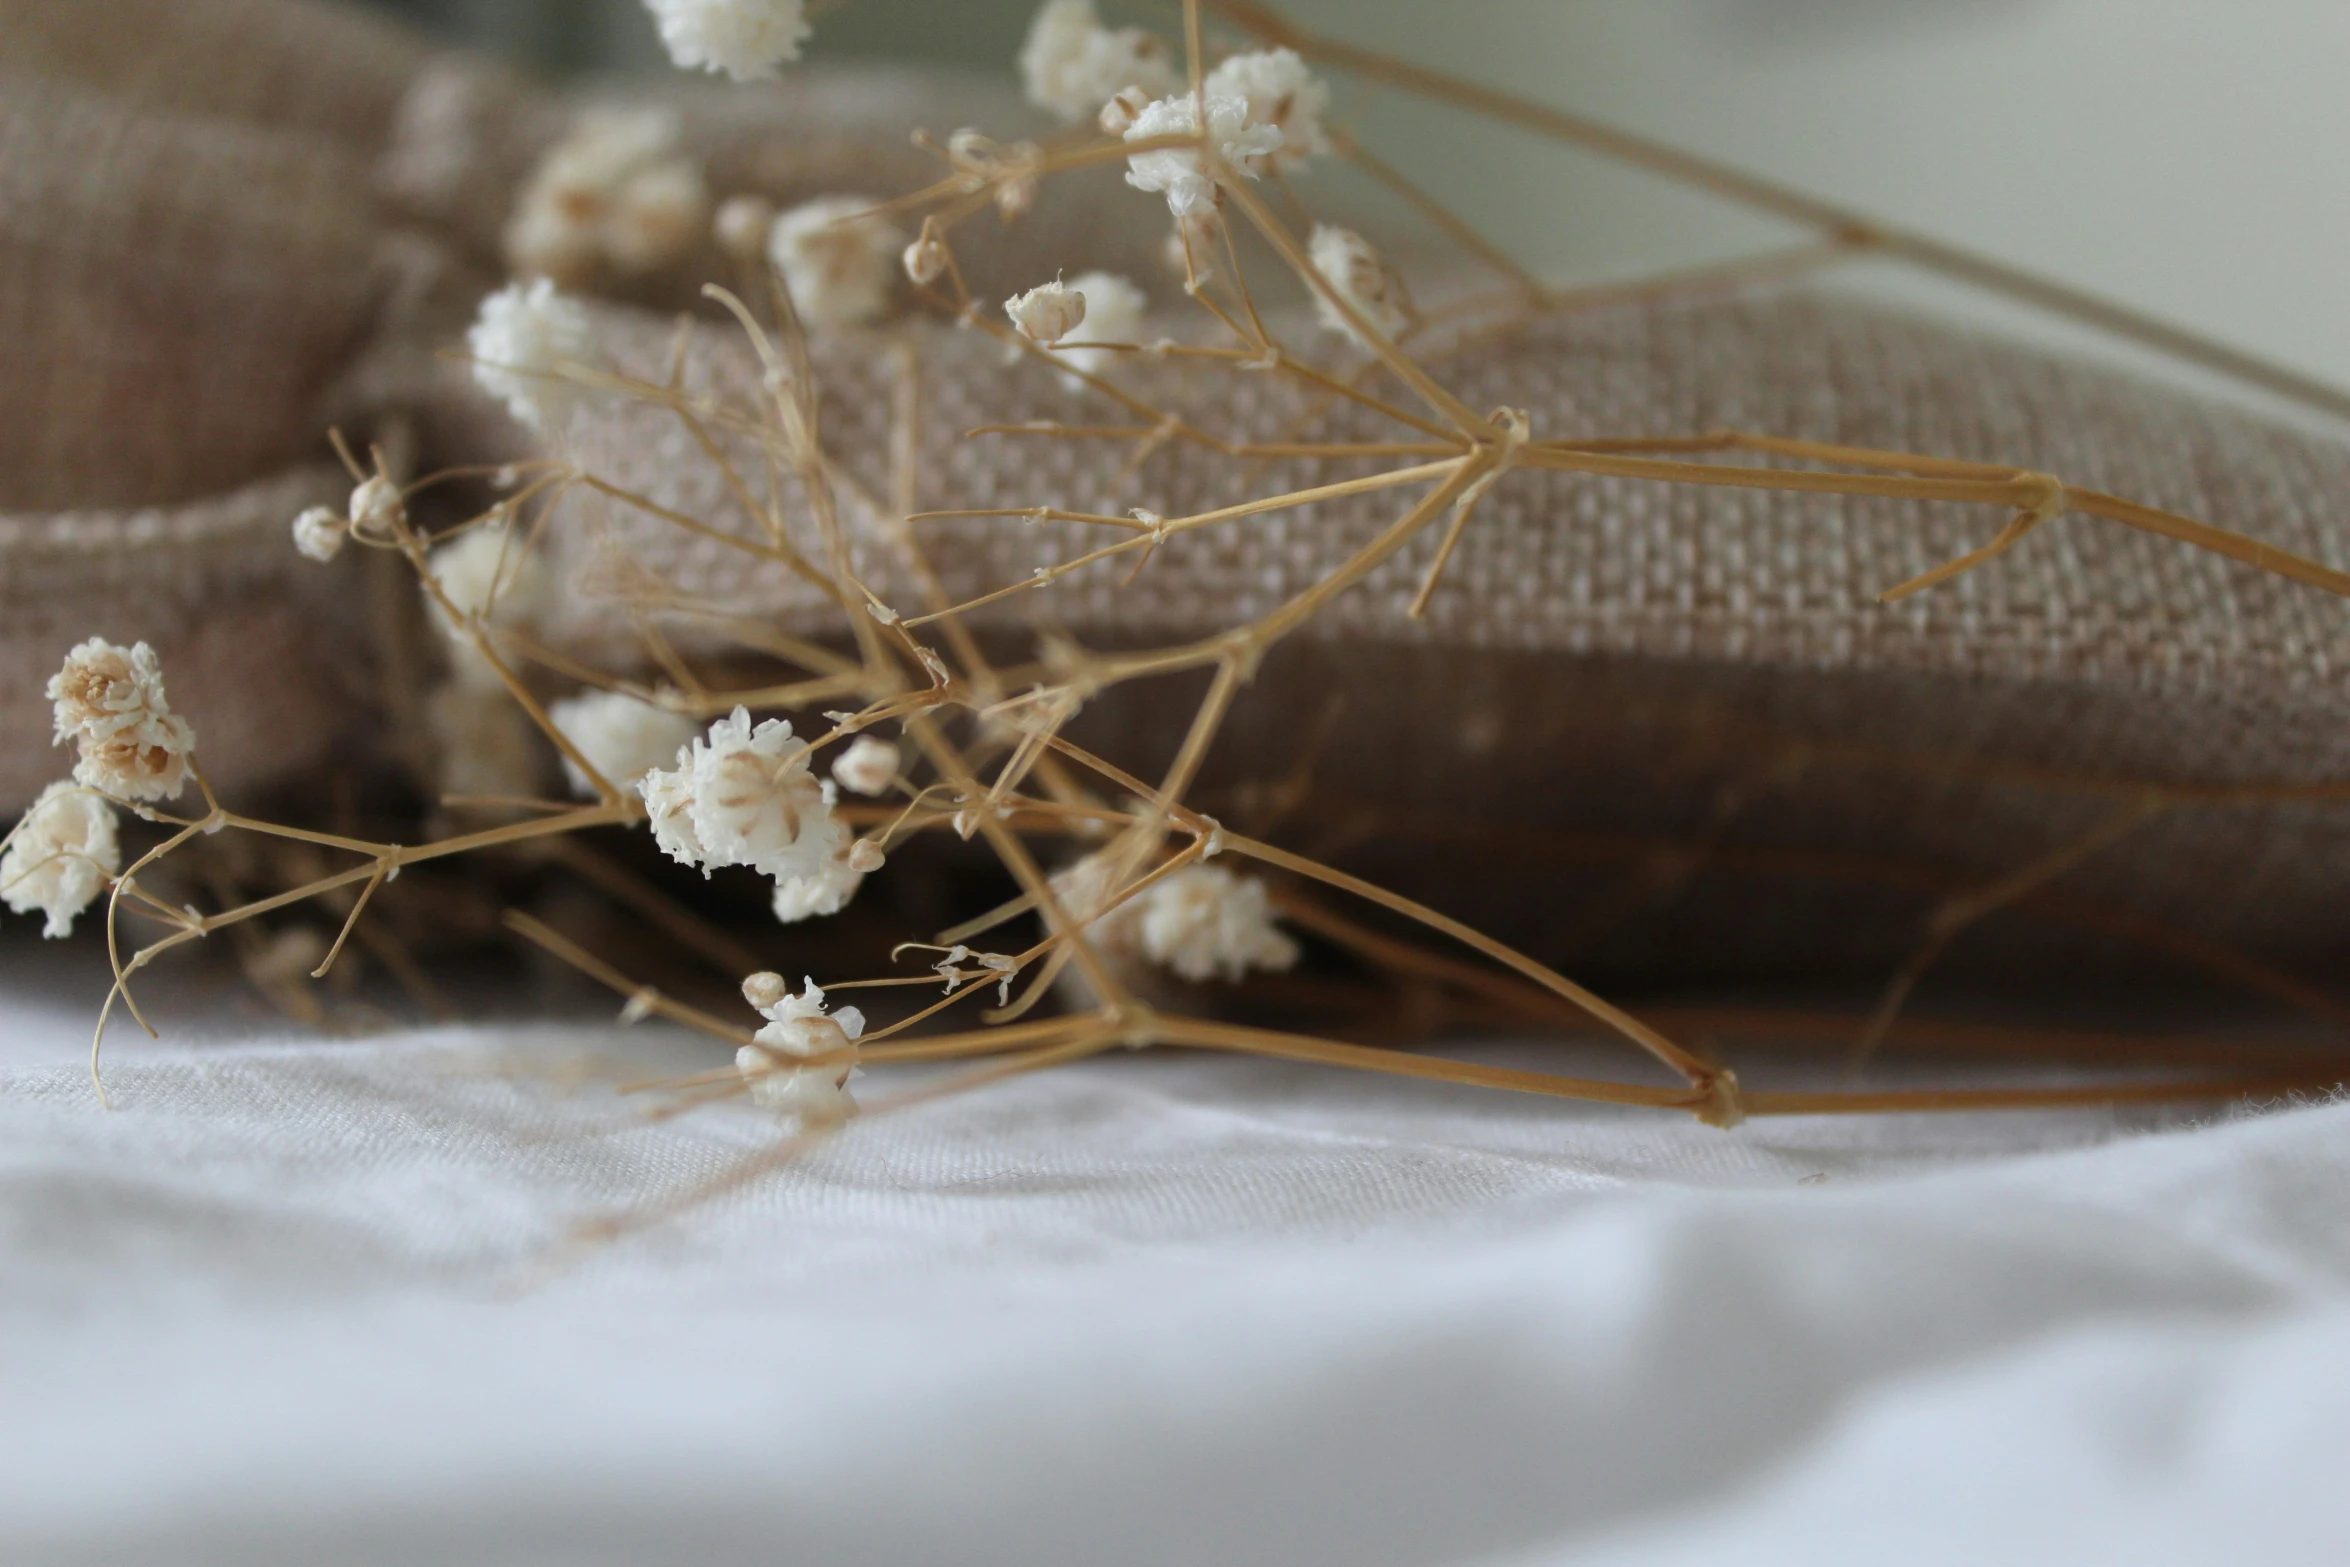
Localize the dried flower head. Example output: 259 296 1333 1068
48 638 195 802
1136 865 1298 981
1049 271 1148 382
549 690 699 797
638 707 847 881
1123 91 1282 218
1005 278 1087 346
736 975 863 1122
1047 849 1146 956
644 0 810 82
766 196 905 329
2 781 119 938
1308 223 1414 348
1204 47 1331 171
468 279 600 434
505 108 709 283
291 506 346 563
830 736 900 797
1017 0 1181 123
846 837 886 874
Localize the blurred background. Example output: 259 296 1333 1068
358 0 2350 393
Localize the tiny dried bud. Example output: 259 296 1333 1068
349 475 405 539
292 506 347 563
901 231 949 285
847 838 885 874
830 736 900 797
742 970 790 1011
1098 85 1152 137
1005 278 1087 346
714 193 778 259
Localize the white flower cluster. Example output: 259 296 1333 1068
468 279 601 435
1204 48 1330 172
644 0 810 82
1017 0 1181 123
1005 278 1087 346
734 973 863 1124
638 708 848 886
505 108 709 284
1308 224 1413 348
48 638 196 802
1122 91 1282 219
549 690 699 798
2 781 119 938
1050 853 1297 982
766 196 906 329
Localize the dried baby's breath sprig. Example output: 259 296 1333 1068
2 781 119 938
643 0 811 83
48 0 2350 1183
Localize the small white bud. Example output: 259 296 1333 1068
349 475 405 538
847 838 885 874
830 736 900 797
742 970 790 1011
292 506 347 563
1005 279 1087 346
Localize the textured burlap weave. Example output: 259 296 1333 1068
0 0 2343 987
539 295 2350 979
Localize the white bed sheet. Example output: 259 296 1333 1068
2 986 2346 1566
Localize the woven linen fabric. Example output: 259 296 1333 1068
2 970 2346 1566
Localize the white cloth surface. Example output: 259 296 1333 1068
2 984 2347 1567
